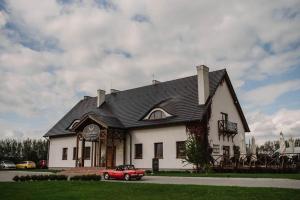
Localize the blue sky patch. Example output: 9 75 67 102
132 14 150 23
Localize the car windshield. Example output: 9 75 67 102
125 165 135 170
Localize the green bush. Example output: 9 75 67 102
56 175 68 181
70 174 101 181
12 174 68 182
19 176 26 182
31 175 38 181
12 175 19 182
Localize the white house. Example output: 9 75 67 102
44 66 250 169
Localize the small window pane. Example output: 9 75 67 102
62 148 68 160
73 147 77 160
149 110 166 120
176 141 186 158
154 143 163 159
135 144 143 159
84 147 91 160
212 144 220 154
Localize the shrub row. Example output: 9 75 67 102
13 174 67 182
70 174 101 181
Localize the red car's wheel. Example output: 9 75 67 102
104 173 110 180
124 174 130 181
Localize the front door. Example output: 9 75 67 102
106 146 116 168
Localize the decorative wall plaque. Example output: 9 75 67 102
82 124 100 141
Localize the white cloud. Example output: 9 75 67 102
242 79 300 106
0 0 299 140
246 109 300 144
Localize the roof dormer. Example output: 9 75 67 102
144 108 172 120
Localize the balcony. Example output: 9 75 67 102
218 120 238 141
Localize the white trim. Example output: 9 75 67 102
68 119 80 130
144 108 172 120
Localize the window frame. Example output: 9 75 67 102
154 142 163 159
221 112 228 122
212 144 220 154
84 146 91 160
73 147 77 160
144 108 172 120
62 148 68 160
176 141 186 159
134 144 143 159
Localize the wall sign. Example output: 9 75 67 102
82 124 100 141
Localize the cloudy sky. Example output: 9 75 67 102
0 0 299 144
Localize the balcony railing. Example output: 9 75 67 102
218 120 238 141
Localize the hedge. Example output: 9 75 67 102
70 174 102 181
13 174 102 182
13 174 67 182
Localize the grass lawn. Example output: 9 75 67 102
0 181 299 200
148 172 300 180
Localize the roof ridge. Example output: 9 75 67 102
95 68 227 97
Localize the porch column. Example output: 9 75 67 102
112 132 115 168
123 134 126 165
75 134 79 167
98 139 102 167
81 138 85 167
105 130 108 168
91 141 94 167
94 141 97 167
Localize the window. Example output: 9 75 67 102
62 148 68 160
144 108 172 120
149 110 166 120
154 143 163 159
295 139 300 147
221 112 228 121
73 147 77 160
84 147 91 160
176 141 186 158
135 144 143 159
212 144 220 154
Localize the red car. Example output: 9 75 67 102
102 165 145 181
39 160 47 169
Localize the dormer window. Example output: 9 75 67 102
144 108 172 120
68 119 80 130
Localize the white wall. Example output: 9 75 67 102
49 136 93 168
126 125 193 169
208 80 246 158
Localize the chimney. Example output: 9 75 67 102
110 89 120 94
197 65 209 104
152 80 160 85
97 89 106 107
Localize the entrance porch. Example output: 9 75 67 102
71 114 127 168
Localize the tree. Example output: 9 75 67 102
0 138 48 164
184 134 210 172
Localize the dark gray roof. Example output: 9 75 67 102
44 69 249 137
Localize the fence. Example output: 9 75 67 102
211 153 300 169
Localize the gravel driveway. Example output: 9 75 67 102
137 176 300 189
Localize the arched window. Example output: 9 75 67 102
144 108 171 120
149 110 166 120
